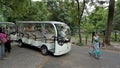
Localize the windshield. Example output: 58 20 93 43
0 23 16 34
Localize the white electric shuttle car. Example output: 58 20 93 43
16 21 71 56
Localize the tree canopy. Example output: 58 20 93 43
0 0 30 21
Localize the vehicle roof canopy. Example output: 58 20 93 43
0 22 14 24
16 21 66 25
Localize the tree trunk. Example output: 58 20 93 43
114 31 117 41
76 0 85 43
104 0 115 45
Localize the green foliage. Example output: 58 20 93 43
87 7 108 31
81 22 95 33
0 0 30 21
10 0 30 17
113 0 120 31
0 16 4 21
23 1 51 21
0 0 116 33
46 0 79 27
77 40 84 46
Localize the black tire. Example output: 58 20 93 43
41 46 48 56
18 39 23 47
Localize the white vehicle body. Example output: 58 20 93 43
16 21 71 56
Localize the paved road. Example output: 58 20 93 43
0 42 46 68
43 46 120 68
0 42 120 68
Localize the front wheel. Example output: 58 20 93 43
41 46 48 56
18 39 23 47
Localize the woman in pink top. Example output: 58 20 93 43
0 32 7 44
0 27 11 54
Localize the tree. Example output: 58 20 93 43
76 0 86 43
0 0 30 21
23 1 51 21
104 0 115 45
87 7 108 32
46 0 78 26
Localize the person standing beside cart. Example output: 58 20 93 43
0 27 6 59
0 27 11 59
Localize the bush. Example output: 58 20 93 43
77 40 84 46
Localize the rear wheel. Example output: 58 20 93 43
41 46 48 56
